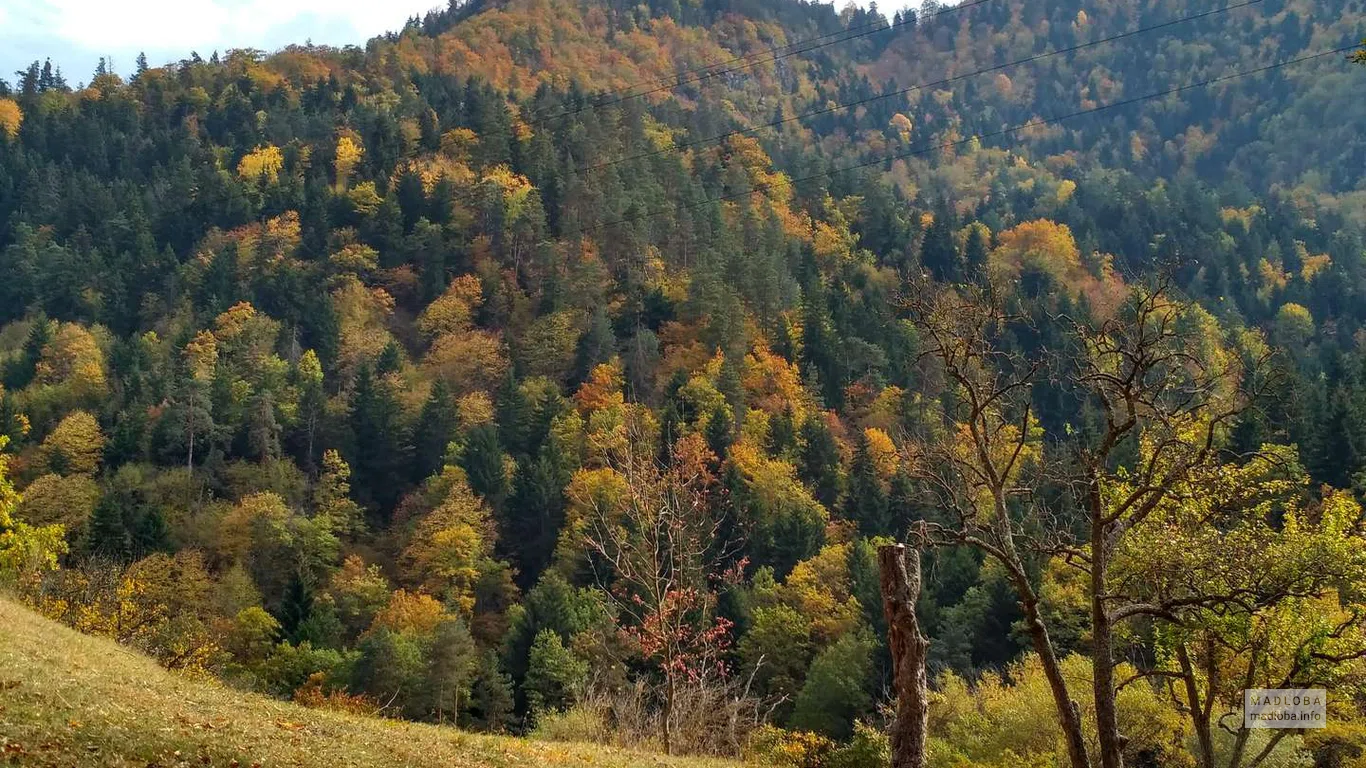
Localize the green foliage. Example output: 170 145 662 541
788 631 875 740
352 628 427 716
524 630 588 716
503 570 610 684
3 0 1366 758
421 617 479 722
737 604 814 716
0 442 67 586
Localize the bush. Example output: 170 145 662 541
743 725 835 767
828 721 890 768
293 672 380 716
744 722 889 768
256 641 356 698
529 703 610 744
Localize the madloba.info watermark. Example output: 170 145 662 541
1244 689 1326 729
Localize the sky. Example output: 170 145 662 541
0 0 446 85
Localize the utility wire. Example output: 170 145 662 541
575 0 1266 175
527 0 995 124
568 45 1356 236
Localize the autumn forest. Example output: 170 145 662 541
2 0 1366 764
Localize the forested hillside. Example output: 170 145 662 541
2 0 1366 764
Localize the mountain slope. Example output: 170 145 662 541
372 0 1366 195
0 597 736 768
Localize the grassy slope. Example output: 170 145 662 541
0 598 739 768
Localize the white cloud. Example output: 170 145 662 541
0 0 441 79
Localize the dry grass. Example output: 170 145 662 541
0 597 741 768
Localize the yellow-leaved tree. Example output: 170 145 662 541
334 134 364 191
39 410 105 475
237 145 284 183
401 466 499 614
0 436 68 588
0 98 22 139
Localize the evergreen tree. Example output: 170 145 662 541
464 649 515 731
704 404 734 461
279 573 315 643
348 363 411 516
504 445 571 587
844 432 891 537
920 202 960 282
798 415 843 510
524 630 588 715
412 379 460 483
3 315 49 390
573 307 616 385
422 617 478 723
461 423 507 506
84 492 132 561
964 223 990 278
767 406 798 459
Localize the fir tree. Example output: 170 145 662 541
348 363 411 516
412 379 460 483
422 617 478 723
798 415 844 510
845 433 891 537
461 423 507 506
920 202 960 282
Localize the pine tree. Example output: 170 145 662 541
845 433 891 536
920 203 960 282
505 445 571 587
84 493 131 560
131 507 170 558
4 314 49 390
798 415 843 510
524 630 588 715
279 573 315 643
422 617 478 723
767 406 798 459
464 649 515 731
495 376 534 459
705 404 734 461
964 223 989 278
412 379 459 483
348 363 411 515
461 423 507 506
573 307 616 385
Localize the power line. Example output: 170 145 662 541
527 0 995 124
568 45 1356 236
575 0 1266 175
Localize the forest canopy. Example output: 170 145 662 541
1 0 1366 764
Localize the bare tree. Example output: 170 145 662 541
579 430 733 755
904 279 1269 768
904 282 1091 768
1066 281 1261 768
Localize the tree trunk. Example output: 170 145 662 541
1092 526 1125 768
662 664 675 755
879 544 929 768
1176 644 1215 768
1016 585 1091 768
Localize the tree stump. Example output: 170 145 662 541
879 543 928 768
